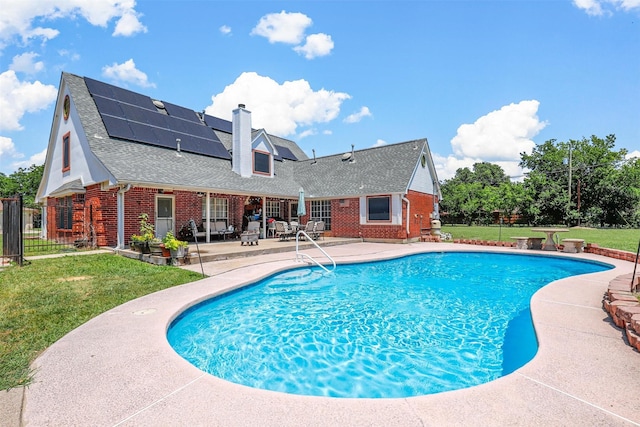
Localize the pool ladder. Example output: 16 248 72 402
295 230 336 273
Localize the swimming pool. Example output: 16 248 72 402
167 252 611 398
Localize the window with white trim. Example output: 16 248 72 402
311 200 331 230
202 197 228 221
253 150 270 175
367 195 391 221
265 200 280 218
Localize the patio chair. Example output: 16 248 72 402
299 220 315 240
274 221 293 241
313 220 325 240
241 221 260 246
267 220 276 238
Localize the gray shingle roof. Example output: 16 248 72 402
65 72 430 199
48 178 86 197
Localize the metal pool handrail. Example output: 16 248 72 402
295 230 336 273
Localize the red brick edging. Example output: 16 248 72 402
604 273 640 352
449 240 638 263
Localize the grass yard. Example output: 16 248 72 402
0 253 203 390
441 225 640 253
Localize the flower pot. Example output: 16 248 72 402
161 246 170 257
149 242 164 256
132 241 150 254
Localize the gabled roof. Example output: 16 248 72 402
58 72 438 199
295 140 429 197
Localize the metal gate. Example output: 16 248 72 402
1 195 23 265
1 195 96 266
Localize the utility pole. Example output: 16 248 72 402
567 144 572 225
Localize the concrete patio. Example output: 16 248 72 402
5 242 640 426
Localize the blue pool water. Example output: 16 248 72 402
167 252 610 398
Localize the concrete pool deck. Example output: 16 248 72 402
12 242 640 426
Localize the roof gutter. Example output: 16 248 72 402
402 195 410 237
117 184 132 249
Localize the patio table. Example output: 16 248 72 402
531 228 569 251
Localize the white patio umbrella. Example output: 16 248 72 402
297 187 306 217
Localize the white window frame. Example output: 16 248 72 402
310 200 331 230
265 200 280 218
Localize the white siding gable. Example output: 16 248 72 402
38 85 112 200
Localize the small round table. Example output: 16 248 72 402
531 228 569 251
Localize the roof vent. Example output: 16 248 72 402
349 144 356 164
153 99 165 109
238 103 246 109
341 152 351 161
312 149 317 164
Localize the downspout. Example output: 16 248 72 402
117 184 132 249
262 196 267 238
402 195 411 237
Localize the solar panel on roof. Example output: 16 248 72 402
204 114 232 133
165 115 191 134
129 122 161 145
88 76 232 160
102 116 135 140
110 86 156 110
92 96 125 118
142 109 170 128
120 103 153 124
163 101 200 123
274 145 298 161
84 78 115 99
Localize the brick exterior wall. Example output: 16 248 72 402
325 190 437 241
47 187 438 246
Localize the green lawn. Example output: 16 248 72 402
0 253 203 390
441 225 640 253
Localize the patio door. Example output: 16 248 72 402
155 195 174 239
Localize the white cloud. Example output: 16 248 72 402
58 49 80 61
298 129 316 139
322 130 332 135
9 52 44 74
626 150 640 160
251 11 334 59
372 139 386 148
451 100 546 161
10 147 47 170
102 59 155 88
113 10 147 37
251 11 312 44
220 25 231 35
573 0 640 15
0 70 57 131
344 106 372 124
0 136 18 160
205 72 350 137
293 33 334 59
435 100 547 181
0 0 146 50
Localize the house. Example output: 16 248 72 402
36 72 442 248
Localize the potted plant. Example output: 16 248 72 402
162 230 189 259
130 213 159 254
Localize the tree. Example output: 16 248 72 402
440 163 511 225
0 164 44 208
519 135 639 227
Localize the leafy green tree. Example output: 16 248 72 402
520 135 638 227
0 164 44 208
440 163 510 225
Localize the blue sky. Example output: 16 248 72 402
0 0 638 179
